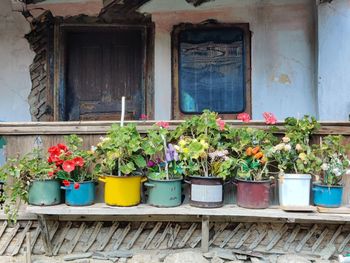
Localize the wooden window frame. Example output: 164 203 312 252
171 22 251 120
53 23 155 121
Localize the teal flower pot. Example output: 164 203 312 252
28 180 61 206
145 177 183 207
62 181 95 206
313 184 343 208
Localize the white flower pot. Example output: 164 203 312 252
278 173 311 207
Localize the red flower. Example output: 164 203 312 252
73 156 85 167
156 121 169 129
48 171 54 177
55 159 63 166
62 160 76 173
65 151 72 157
140 114 148 120
263 112 277 125
216 118 225 131
237 113 251 123
74 183 80 190
57 143 68 152
48 146 60 157
63 180 70 187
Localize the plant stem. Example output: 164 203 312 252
161 133 169 180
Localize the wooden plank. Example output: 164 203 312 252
67 222 86 254
220 223 243 248
53 221 72 256
0 223 20 255
177 223 197 248
338 232 350 253
266 224 289 251
11 221 33 256
295 224 318 252
168 224 181 248
154 222 171 248
283 225 300 251
235 224 255 249
312 227 329 252
189 223 213 249
329 225 343 245
97 222 119 251
201 216 210 253
113 223 131 250
126 222 146 250
280 206 317 212
26 204 350 223
209 223 229 246
31 225 41 252
0 221 8 239
82 221 103 252
317 207 350 214
249 224 268 250
141 222 162 249
37 215 52 256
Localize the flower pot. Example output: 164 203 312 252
62 181 96 206
28 179 61 206
278 173 311 207
186 176 224 208
145 177 183 207
313 184 343 208
235 179 271 209
99 175 145 206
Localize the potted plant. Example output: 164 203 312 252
313 135 350 207
268 116 322 207
173 111 235 208
226 127 277 209
48 135 96 206
142 122 183 207
95 124 147 206
0 148 59 221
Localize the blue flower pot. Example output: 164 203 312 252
62 181 96 206
313 184 343 208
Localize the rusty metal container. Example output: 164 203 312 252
186 176 224 208
235 179 271 209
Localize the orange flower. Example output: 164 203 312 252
254 152 263 159
246 147 253 156
252 146 260 155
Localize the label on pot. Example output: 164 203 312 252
191 184 222 202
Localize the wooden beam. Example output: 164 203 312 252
201 216 210 253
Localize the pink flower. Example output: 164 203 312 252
140 114 148 120
263 112 277 125
237 113 251 123
216 118 225 131
62 160 76 173
156 121 170 129
73 156 85 167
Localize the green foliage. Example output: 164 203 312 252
284 115 320 145
95 124 146 176
315 135 350 186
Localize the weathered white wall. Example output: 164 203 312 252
0 0 34 122
318 0 350 121
141 0 317 120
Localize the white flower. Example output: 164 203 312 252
275 143 285 151
90 146 97 152
282 137 290 143
321 163 329 171
295 144 302 151
333 168 342 177
284 144 291 151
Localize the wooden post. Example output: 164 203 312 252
38 215 52 256
26 232 31 263
201 215 209 253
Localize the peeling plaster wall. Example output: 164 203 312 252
318 0 350 121
0 0 34 122
141 0 317 120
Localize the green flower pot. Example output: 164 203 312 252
145 177 183 207
28 179 62 206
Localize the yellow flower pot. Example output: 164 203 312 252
99 175 146 206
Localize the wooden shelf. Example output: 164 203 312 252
26 203 350 223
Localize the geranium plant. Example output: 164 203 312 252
48 135 95 189
315 135 350 186
225 127 277 181
0 149 55 222
173 110 235 179
143 122 182 180
95 124 146 176
267 116 322 175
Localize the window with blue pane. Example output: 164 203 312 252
178 27 246 114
